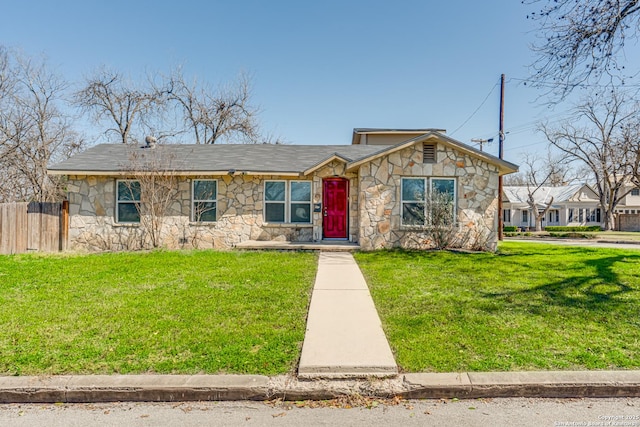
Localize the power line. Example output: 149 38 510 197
450 79 499 137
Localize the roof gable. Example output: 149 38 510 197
346 132 518 175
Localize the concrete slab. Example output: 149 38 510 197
298 252 398 379
401 373 474 398
313 252 370 291
235 240 360 252
403 373 472 387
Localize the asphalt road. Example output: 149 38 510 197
1 398 640 426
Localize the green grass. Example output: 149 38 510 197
354 242 640 373
0 250 317 376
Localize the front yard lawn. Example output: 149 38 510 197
0 250 317 376
355 242 640 373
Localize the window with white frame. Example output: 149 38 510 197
503 209 511 223
548 209 559 223
116 180 141 223
401 177 456 226
632 188 640 196
522 210 529 224
290 181 312 223
192 179 217 222
264 180 312 223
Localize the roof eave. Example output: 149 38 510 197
47 169 303 177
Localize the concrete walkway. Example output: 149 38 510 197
297 252 398 379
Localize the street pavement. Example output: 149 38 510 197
2 398 640 426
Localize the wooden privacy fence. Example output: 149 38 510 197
0 201 68 254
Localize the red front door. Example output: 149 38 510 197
323 178 348 239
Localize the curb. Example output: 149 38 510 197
400 371 640 399
2 371 640 403
0 375 269 403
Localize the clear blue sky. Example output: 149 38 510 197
0 0 608 163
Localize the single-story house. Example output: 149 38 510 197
48 129 518 252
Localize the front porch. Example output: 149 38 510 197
234 240 360 252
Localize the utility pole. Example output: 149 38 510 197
471 138 493 152
498 73 505 241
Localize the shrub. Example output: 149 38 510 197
548 232 597 239
545 226 601 232
503 226 518 232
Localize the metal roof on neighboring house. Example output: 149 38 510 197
503 184 594 208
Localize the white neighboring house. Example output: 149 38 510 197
502 184 603 229
616 185 640 215
615 185 640 232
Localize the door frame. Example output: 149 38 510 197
322 177 349 239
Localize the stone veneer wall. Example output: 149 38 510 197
357 143 500 251
66 170 342 251
65 142 500 252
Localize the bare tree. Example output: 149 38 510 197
626 120 640 189
525 0 640 99
164 69 260 144
75 67 161 144
540 91 638 230
0 48 83 202
424 190 458 249
121 140 181 249
518 154 569 231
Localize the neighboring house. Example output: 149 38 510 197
615 185 640 214
615 184 640 231
503 183 640 231
503 184 604 229
48 129 518 252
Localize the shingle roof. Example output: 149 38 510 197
48 143 387 175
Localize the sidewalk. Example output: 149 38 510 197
297 252 397 378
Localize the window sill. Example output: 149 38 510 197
399 224 460 231
113 222 140 227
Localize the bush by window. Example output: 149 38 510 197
401 177 455 226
